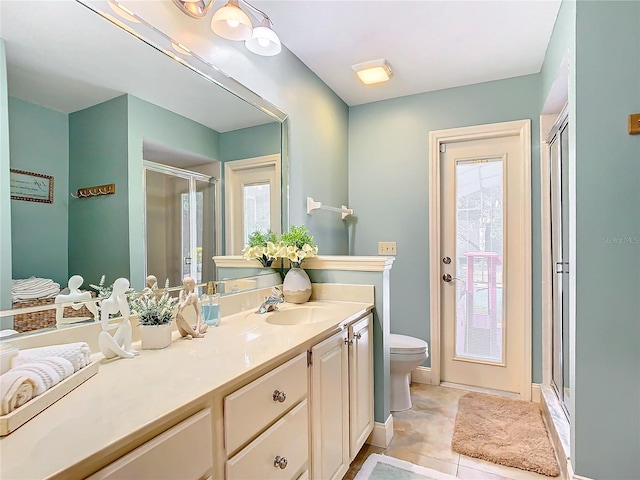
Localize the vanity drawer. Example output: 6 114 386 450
226 399 308 480
87 408 212 480
225 352 307 453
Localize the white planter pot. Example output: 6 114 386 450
282 268 312 304
140 322 173 350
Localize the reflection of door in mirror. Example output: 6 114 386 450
225 155 281 255
144 161 217 288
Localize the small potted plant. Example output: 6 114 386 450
241 230 280 267
277 225 318 303
131 288 178 350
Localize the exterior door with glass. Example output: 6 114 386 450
440 135 526 394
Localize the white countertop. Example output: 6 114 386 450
0 299 373 480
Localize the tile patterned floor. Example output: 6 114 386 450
344 383 557 480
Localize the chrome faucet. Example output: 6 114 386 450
257 287 285 314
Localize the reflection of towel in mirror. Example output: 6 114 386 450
11 277 61 301
12 342 91 372
0 372 36 414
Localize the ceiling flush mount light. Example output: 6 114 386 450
211 0 253 41
352 59 393 85
171 0 214 19
245 18 281 56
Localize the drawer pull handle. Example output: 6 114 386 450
354 332 362 340
272 390 287 403
274 456 288 469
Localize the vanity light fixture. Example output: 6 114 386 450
245 18 281 56
352 59 393 85
171 0 215 19
210 0 253 41
171 0 282 56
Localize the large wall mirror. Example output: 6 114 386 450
1 0 288 333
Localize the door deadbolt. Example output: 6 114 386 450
442 256 451 265
442 273 452 282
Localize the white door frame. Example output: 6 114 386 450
428 120 532 400
224 154 281 254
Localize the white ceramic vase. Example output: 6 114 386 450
282 267 312 304
140 322 173 350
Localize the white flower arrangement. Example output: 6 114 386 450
242 226 318 269
278 225 318 268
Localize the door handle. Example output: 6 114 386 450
442 274 453 282
442 256 452 265
555 262 569 274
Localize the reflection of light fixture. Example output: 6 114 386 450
211 0 252 41
245 18 281 56
172 0 281 56
172 41 192 56
352 59 393 85
171 0 214 19
107 0 140 23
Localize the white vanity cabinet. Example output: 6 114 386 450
309 313 374 480
348 314 374 458
224 352 309 480
87 408 213 480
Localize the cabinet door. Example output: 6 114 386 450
349 314 374 460
310 329 349 480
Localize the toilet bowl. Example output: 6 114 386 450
390 334 428 412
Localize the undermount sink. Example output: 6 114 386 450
254 305 335 326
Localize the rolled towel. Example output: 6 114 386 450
0 372 36 415
12 342 91 372
33 357 74 381
10 363 62 395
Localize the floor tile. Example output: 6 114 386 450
346 383 559 480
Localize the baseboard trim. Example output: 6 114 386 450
531 383 541 403
411 366 431 384
367 415 394 448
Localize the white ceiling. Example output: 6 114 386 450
252 0 562 106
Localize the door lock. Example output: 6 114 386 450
442 256 451 265
442 273 453 282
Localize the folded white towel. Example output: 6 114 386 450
13 342 91 372
33 357 74 381
11 277 61 301
11 363 62 395
0 372 36 414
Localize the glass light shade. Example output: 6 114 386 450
211 0 253 41
245 21 281 56
352 59 393 85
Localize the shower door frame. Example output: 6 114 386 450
143 160 217 285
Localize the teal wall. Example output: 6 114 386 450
348 75 543 380
220 122 281 161
0 40 12 320
571 1 639 478
211 45 350 255
68 95 129 287
8 97 69 285
127 94 222 290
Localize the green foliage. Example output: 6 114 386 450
247 230 278 247
280 225 316 250
131 292 178 326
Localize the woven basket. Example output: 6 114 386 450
12 294 96 333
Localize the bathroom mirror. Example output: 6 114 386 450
1 0 288 333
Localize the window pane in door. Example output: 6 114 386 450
243 183 270 244
455 158 504 363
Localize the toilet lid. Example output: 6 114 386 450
390 334 428 355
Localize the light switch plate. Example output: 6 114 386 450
378 242 397 255
629 113 640 135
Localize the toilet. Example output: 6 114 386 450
390 334 428 411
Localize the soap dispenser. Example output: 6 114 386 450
201 281 220 327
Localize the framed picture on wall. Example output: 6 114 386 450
10 169 54 204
